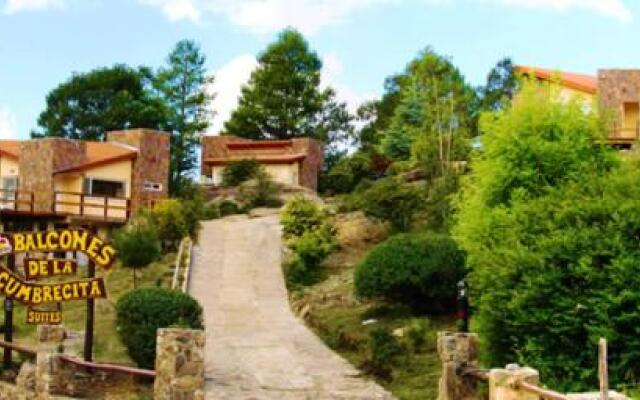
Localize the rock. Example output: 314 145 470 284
361 319 377 326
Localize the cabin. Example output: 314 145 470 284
0 129 170 229
516 65 640 147
200 136 323 191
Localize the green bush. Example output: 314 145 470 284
202 202 220 220
280 196 327 238
285 226 336 287
218 199 241 216
222 159 261 187
362 328 405 380
406 318 431 352
351 177 424 232
453 81 635 390
237 171 282 209
145 199 188 250
116 287 203 369
354 232 465 312
324 151 384 194
113 223 161 269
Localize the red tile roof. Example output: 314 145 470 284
0 140 20 159
515 65 598 94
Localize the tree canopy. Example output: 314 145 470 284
33 65 167 140
452 81 640 390
224 29 352 146
155 40 213 195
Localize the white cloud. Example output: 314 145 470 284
0 106 17 139
138 0 201 22
480 0 632 23
321 52 373 114
207 54 259 135
2 0 64 14
139 0 392 34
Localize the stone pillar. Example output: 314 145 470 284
154 328 205 400
34 324 66 399
437 331 480 400
489 365 540 400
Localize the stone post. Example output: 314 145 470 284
489 365 540 400
154 328 206 400
35 324 65 399
437 331 480 400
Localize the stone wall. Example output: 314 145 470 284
291 138 323 191
154 328 205 400
19 139 86 213
598 69 640 131
107 129 170 214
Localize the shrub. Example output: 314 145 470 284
354 232 465 312
236 171 281 209
222 159 261 187
323 151 385 194
281 196 327 238
116 287 203 369
113 223 161 269
406 318 431 352
285 227 336 287
352 178 424 232
218 200 241 216
453 81 632 390
202 202 220 220
145 199 189 250
362 328 405 380
180 196 203 241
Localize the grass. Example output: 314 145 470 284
9 251 176 364
289 211 454 399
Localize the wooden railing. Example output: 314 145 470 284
0 189 34 213
53 191 130 221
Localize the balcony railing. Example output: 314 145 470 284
53 191 130 221
609 124 640 143
0 189 34 213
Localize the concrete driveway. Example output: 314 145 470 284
189 212 393 399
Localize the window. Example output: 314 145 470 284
144 182 163 192
1 176 17 202
83 178 125 197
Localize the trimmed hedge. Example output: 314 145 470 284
116 288 203 369
354 232 465 312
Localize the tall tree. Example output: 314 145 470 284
224 29 352 146
479 57 518 111
33 65 167 140
155 40 214 195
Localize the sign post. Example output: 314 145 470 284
0 228 116 369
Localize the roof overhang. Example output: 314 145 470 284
53 152 137 175
515 65 598 95
204 154 306 166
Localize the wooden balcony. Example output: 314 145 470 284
53 191 131 222
608 125 640 146
0 189 34 214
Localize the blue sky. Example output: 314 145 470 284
1 0 640 139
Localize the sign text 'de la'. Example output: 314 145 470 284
24 258 78 280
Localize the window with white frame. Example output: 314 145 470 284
144 181 163 192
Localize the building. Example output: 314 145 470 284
516 65 640 147
201 136 323 191
0 129 170 228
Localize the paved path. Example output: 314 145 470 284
190 213 393 400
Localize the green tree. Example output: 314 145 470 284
33 65 167 140
380 48 477 177
452 81 632 390
155 40 214 195
479 57 519 111
224 29 352 147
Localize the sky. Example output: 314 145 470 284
1 0 640 139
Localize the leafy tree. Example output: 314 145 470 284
356 74 407 148
453 81 633 391
479 58 519 111
380 48 477 178
113 221 162 288
33 65 167 140
224 29 352 148
155 40 214 195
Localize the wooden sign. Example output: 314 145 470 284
0 229 116 269
0 264 106 305
27 303 62 325
24 258 78 280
